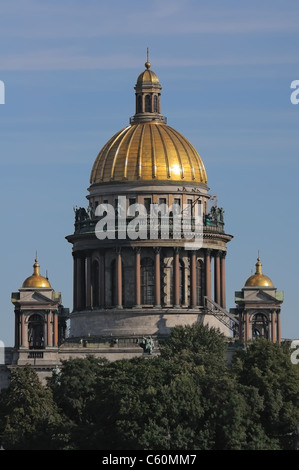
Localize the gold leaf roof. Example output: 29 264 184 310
90 59 207 185
245 257 274 288
22 258 51 288
90 121 207 184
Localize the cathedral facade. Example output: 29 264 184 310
66 58 233 347
0 59 283 388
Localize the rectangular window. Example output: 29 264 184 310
173 198 181 215
187 198 193 216
158 198 167 215
144 198 152 214
128 198 136 216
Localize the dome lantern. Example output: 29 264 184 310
131 50 165 124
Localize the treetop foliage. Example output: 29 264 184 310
0 323 298 450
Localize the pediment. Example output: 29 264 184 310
244 289 277 303
19 290 57 305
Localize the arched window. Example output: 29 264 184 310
137 95 143 113
141 257 155 304
28 314 44 349
92 260 100 307
145 95 151 112
252 313 269 339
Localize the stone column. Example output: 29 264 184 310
191 251 197 308
245 311 250 342
53 312 58 347
214 251 221 305
116 248 123 308
276 311 281 344
85 254 92 309
271 311 276 343
76 254 85 310
220 252 226 309
21 311 26 347
154 247 161 307
238 312 243 343
135 248 141 307
47 311 52 347
205 249 212 299
73 253 78 311
96 252 104 308
174 248 180 307
14 311 19 348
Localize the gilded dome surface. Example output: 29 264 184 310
90 122 207 184
245 258 274 288
136 67 160 85
90 60 207 185
22 258 51 288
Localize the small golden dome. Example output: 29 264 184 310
136 66 160 85
22 258 51 288
245 257 274 287
90 122 207 184
136 52 160 85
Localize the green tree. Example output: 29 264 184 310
232 339 299 449
159 322 227 371
47 355 108 449
87 323 258 450
0 365 63 450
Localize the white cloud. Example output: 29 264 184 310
0 0 298 40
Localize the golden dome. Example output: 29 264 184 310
22 258 51 288
136 62 160 85
90 59 207 185
245 257 274 287
90 121 207 184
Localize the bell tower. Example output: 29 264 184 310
11 258 69 365
232 257 283 343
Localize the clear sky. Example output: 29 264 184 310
0 0 298 346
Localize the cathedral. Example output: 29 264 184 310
0 58 283 387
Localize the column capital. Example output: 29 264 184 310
214 249 223 257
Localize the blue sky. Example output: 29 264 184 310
0 0 298 346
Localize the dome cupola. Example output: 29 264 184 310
22 258 51 288
132 52 164 124
244 257 274 288
90 55 207 185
